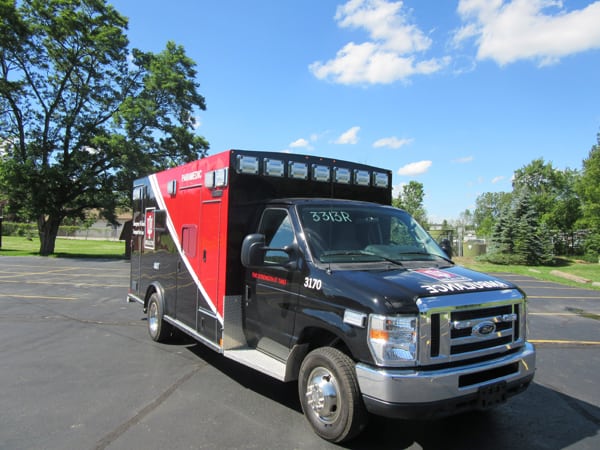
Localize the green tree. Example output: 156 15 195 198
473 191 512 238
393 180 427 226
577 132 600 260
455 209 474 231
486 191 553 265
0 0 208 255
512 158 562 217
545 169 582 255
512 159 581 228
577 133 600 232
511 158 584 255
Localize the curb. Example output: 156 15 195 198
550 269 594 285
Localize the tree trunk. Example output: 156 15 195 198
38 215 62 256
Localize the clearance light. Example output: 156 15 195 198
289 161 309 180
167 179 177 196
205 168 228 189
334 167 351 184
264 158 285 177
373 172 389 188
312 164 330 182
236 155 259 174
354 169 370 186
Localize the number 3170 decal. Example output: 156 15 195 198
304 277 322 290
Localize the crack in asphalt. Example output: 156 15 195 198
93 367 201 450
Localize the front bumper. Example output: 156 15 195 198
355 342 535 419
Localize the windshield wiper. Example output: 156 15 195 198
398 251 454 265
321 250 404 267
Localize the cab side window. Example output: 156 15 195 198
259 209 294 265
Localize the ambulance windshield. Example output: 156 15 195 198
298 204 450 265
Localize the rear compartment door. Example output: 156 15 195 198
196 199 223 342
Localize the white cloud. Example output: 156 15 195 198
335 126 360 144
309 0 449 84
397 160 432 176
335 0 431 53
290 138 310 148
373 136 414 149
453 155 474 163
453 0 600 66
491 175 505 183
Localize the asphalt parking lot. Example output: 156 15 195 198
0 256 599 450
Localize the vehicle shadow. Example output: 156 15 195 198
351 383 600 449
185 343 599 449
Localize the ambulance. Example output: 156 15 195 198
128 149 535 442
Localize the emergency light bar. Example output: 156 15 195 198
233 153 390 188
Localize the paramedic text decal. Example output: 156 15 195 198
252 272 288 286
413 268 510 294
144 208 155 250
421 280 510 294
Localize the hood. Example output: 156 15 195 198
329 265 517 312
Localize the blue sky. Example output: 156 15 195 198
110 0 600 222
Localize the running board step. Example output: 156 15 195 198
224 348 287 381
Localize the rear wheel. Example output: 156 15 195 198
298 347 368 443
147 293 172 342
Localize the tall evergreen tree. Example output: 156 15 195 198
487 190 554 265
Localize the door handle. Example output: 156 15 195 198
245 284 251 306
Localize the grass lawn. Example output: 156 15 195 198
1 235 597 290
0 236 126 258
455 256 600 290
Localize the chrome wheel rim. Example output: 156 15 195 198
305 366 340 424
148 301 159 336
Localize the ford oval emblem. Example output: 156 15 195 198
472 321 496 337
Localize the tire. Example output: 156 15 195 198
298 347 368 443
147 293 172 343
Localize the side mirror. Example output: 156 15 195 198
241 234 300 270
241 233 266 267
439 238 453 259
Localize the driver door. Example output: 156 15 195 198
244 208 301 359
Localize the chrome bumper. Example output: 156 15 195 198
355 342 536 419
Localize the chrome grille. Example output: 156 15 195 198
417 289 526 365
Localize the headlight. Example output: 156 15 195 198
368 314 417 366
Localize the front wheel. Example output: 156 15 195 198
298 347 368 443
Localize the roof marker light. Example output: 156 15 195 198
312 164 331 182
354 169 370 186
236 155 259 174
289 161 308 180
334 167 351 184
373 172 389 188
264 158 285 177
